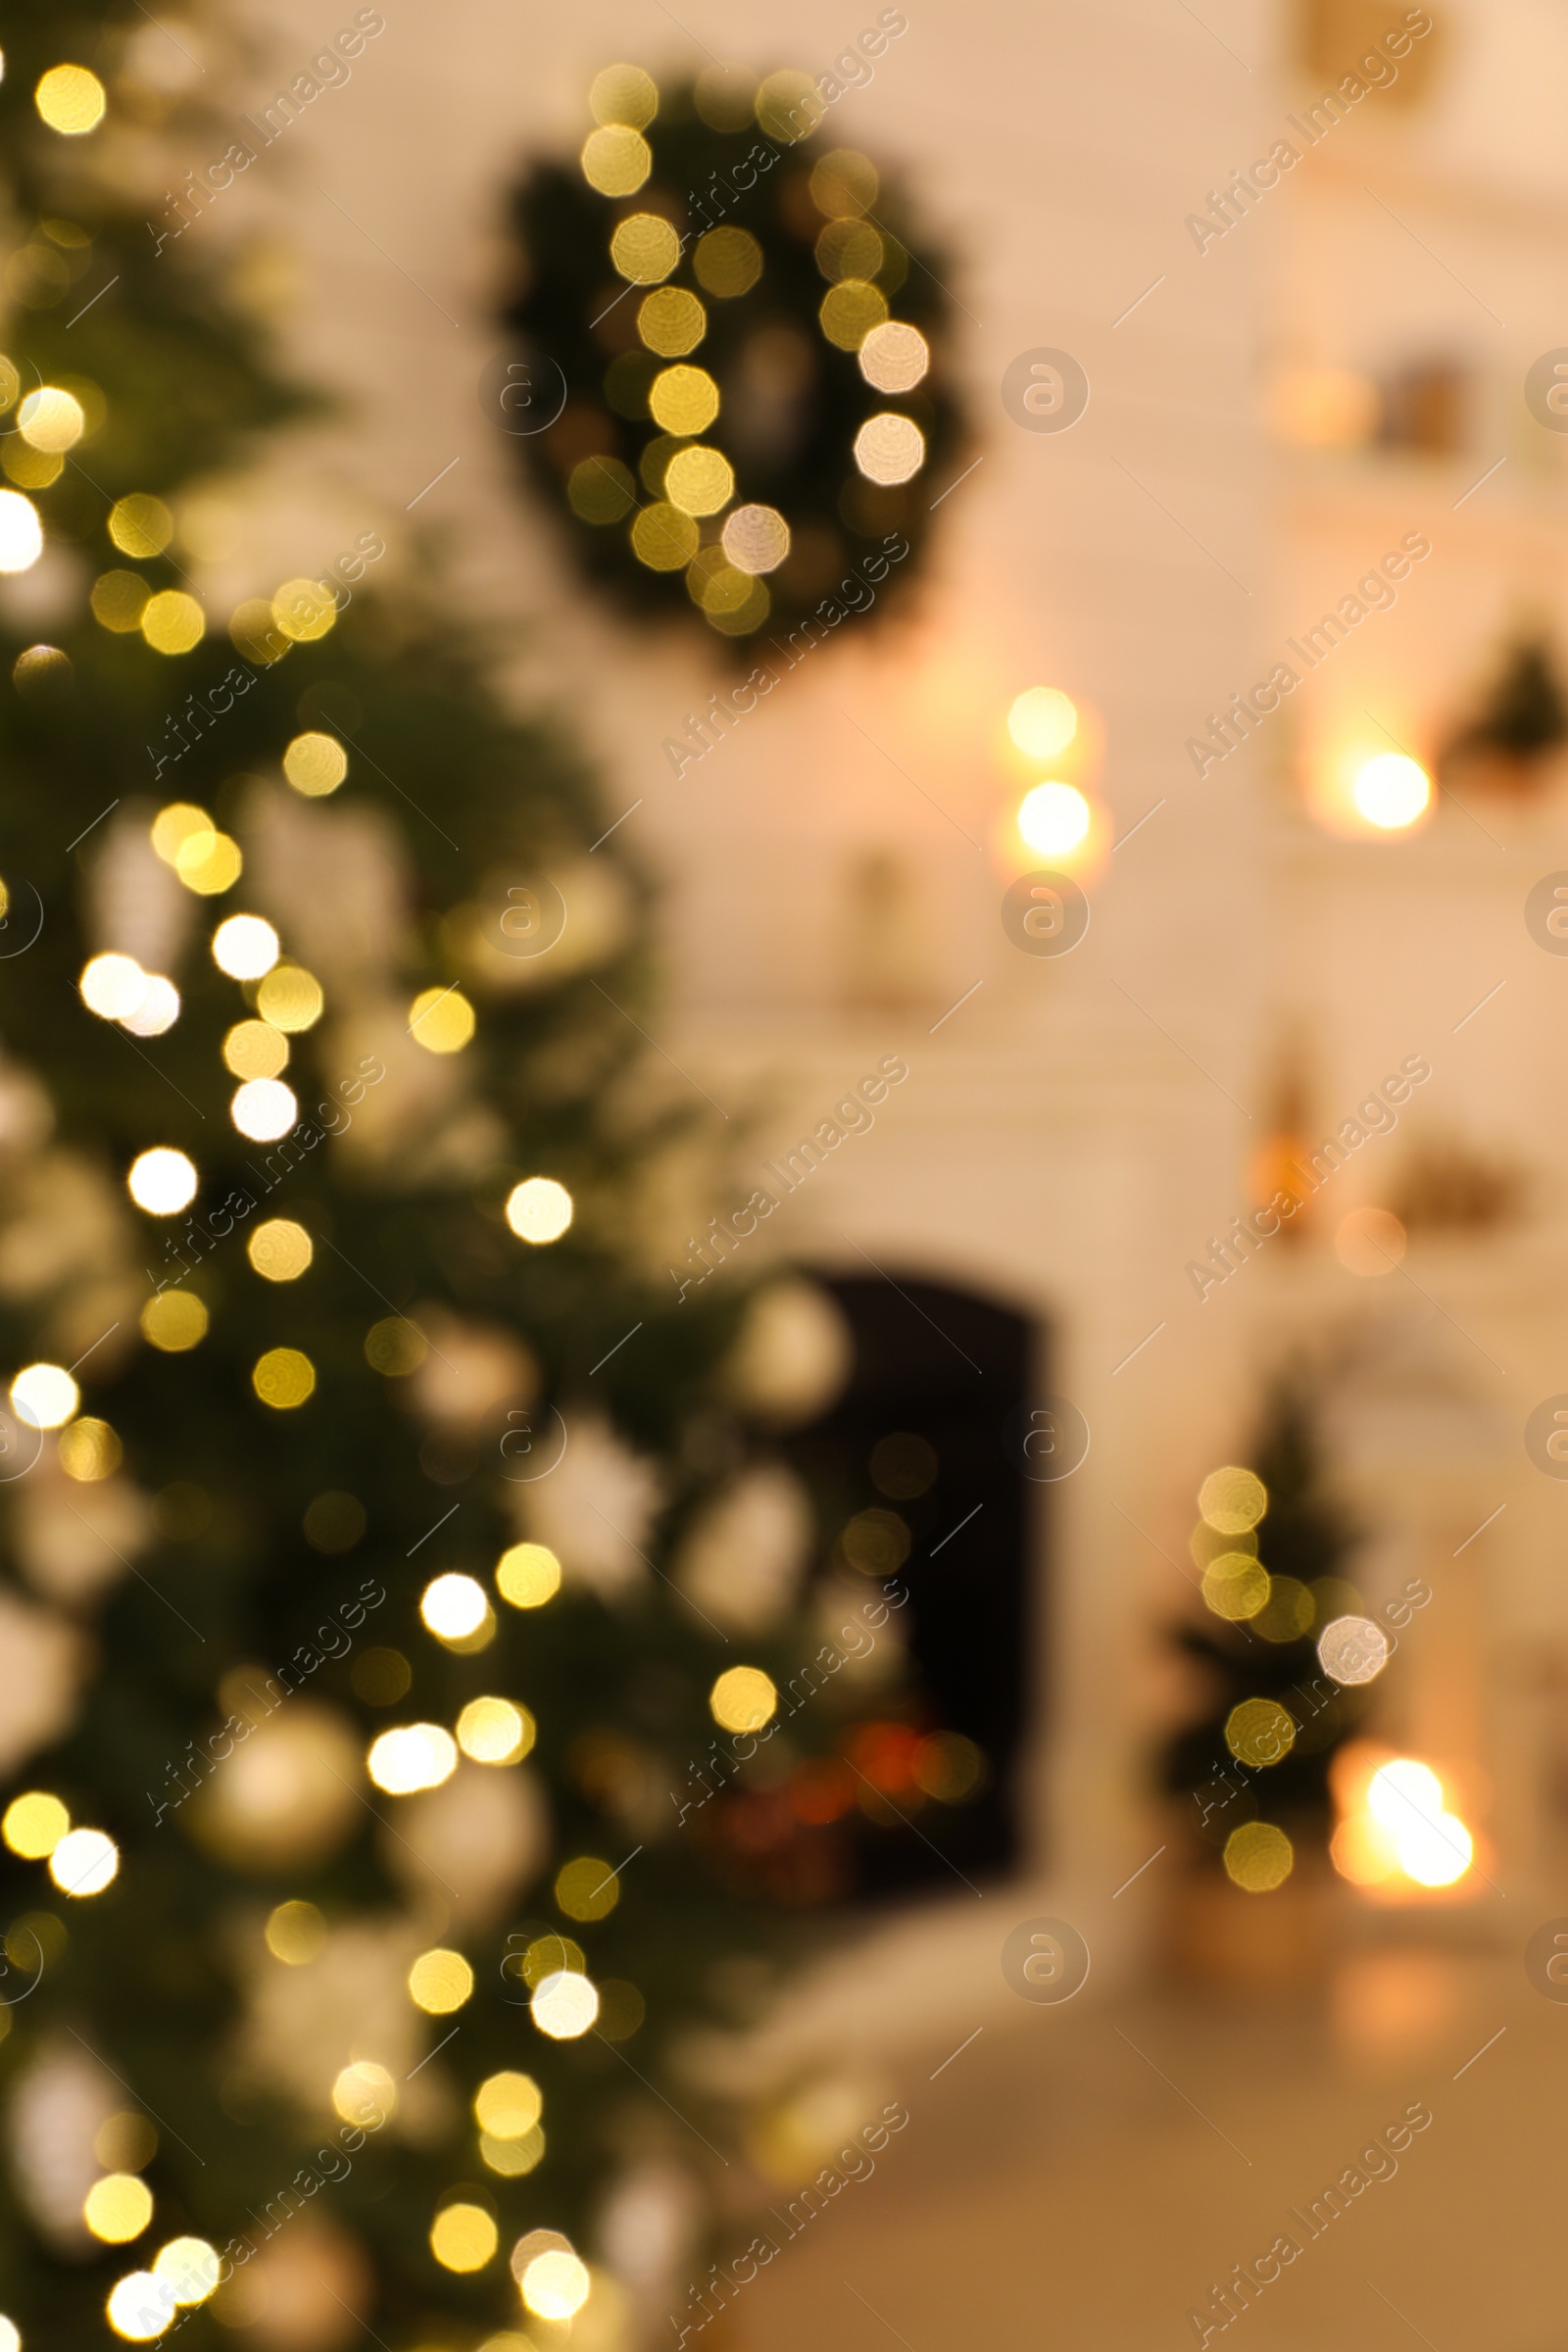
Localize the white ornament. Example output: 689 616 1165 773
675 1464 812 1634
721 1280 852 1426
521 1413 662 1600
381 1761 550 1928
0 1591 83 1777
7 2046 117 2246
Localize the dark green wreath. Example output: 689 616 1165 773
499 61 967 647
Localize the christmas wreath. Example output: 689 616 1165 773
500 55 967 646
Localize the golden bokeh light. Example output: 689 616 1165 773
689 552 768 631
520 2248 592 2322
282 732 347 797
85 2175 153 2245
0 492 42 574
59 1418 122 1481
649 365 719 436
1223 1820 1294 1892
505 1177 573 1244
638 287 707 356
50 1827 119 1896
567 456 635 523
556 1856 619 1922
1017 781 1091 858
853 412 925 484
122 977 179 1038
756 68 824 142
127 1148 197 1216
409 986 475 1054
1201 1551 1270 1622
270 578 337 642
580 124 652 197
248 1219 313 1283
18 387 85 453
140 591 204 656
230 1078 297 1142
430 2202 498 2274
106 2272 176 2342
151 2238 220 2307
36 64 106 134
265 1898 326 1964
721 504 791 575
694 226 761 298
91 571 151 633
80 954 148 1020
1007 687 1079 760
175 830 242 896
139 1291 209 1353
211 914 279 980
631 501 699 571
482 2130 545 2179
610 214 679 285
255 962 323 1032
364 1316 427 1375
223 1019 288 1079
474 2070 542 2139
11 1363 78 1429
109 494 172 559
1225 1697 1297 1770
1318 1612 1390 1686
858 320 930 394
818 279 888 351
367 1723 457 1794
3 1791 70 1859
4 445 64 490
1199 1465 1268 1535
816 219 883 282
531 1969 600 2039
331 2061 396 2128
1364 1758 1473 1886
150 803 210 866
420 1572 488 1642
251 1348 315 1410
408 1947 474 2014
1353 752 1430 830
664 445 733 515
457 1695 534 1764
1253 1575 1314 1643
590 62 658 126
710 1664 777 1734
810 147 879 219
497 1542 562 1609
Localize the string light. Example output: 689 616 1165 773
211 915 278 980
0 492 41 573
1353 752 1430 830
367 1724 457 1794
50 1827 119 1895
12 1363 79 1429
1016 781 1090 857
505 1178 572 1244
127 1148 197 1215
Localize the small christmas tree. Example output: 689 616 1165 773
1446 636 1568 774
1163 1383 1366 1886
0 14 876 2348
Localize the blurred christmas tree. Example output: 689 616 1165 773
1162 1384 1367 1889
0 14 899 2349
1444 634 1568 780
